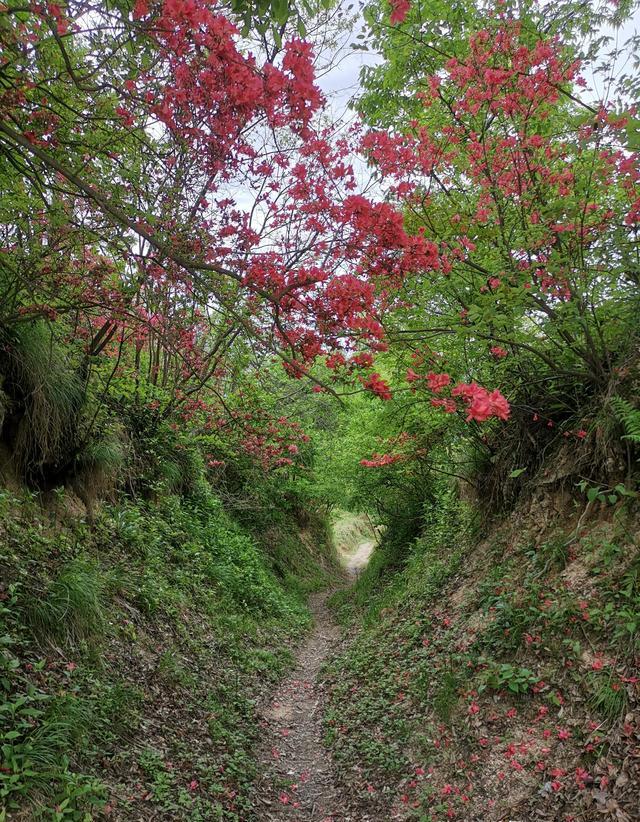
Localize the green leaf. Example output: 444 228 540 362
607 494 618 505
625 116 640 150
271 0 289 25
614 484 636 497
509 468 526 478
586 486 600 502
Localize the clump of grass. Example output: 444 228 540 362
589 672 628 721
28 694 97 769
433 670 461 723
73 430 127 509
76 435 125 476
1 320 85 476
24 559 106 645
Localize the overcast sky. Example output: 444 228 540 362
314 2 640 117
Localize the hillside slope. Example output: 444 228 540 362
324 489 640 821
0 480 338 821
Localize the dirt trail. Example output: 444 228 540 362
343 540 374 576
252 542 375 821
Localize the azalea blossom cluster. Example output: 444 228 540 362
359 12 640 395
359 431 414 468
204 406 311 472
0 0 452 438
407 368 510 423
117 0 445 372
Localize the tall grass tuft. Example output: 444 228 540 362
74 432 127 503
24 559 106 645
2 320 85 475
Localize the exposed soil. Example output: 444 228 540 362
252 541 376 821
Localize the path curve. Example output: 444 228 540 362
252 585 373 821
343 540 374 576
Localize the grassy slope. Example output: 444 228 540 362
323 492 640 822
0 486 339 821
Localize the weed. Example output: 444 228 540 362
157 650 196 689
588 672 628 721
479 661 539 695
529 535 570 572
23 560 106 646
433 670 462 723
1 320 84 476
138 749 176 807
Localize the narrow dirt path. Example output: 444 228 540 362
342 540 374 576
252 542 375 821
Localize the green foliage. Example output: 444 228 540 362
75 433 126 476
0 439 330 820
323 482 472 786
479 662 539 695
590 560 640 652
611 396 640 445
331 510 376 555
232 0 336 37
588 672 628 721
432 670 462 723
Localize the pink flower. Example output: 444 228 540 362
363 372 393 401
575 767 590 786
426 371 451 393
488 389 510 420
389 0 411 24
